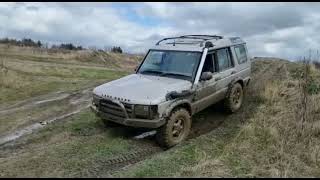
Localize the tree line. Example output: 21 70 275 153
0 37 123 53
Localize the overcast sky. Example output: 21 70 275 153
0 2 320 60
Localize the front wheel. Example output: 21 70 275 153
224 83 244 113
156 108 191 148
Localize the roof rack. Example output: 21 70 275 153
155 35 223 47
180 35 223 40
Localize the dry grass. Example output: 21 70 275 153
118 59 320 178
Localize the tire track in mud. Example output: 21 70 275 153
83 141 164 177
0 88 92 115
76 102 230 177
0 105 90 146
0 87 94 146
0 91 70 114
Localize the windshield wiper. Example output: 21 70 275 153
160 72 191 78
140 70 163 75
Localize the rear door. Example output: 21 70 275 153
214 47 236 90
232 44 250 80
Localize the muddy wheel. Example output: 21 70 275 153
156 108 191 148
224 83 244 113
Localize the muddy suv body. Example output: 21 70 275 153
91 35 251 148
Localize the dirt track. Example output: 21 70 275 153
0 87 93 145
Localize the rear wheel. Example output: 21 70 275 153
224 83 244 113
156 108 191 148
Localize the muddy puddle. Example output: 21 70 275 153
0 104 90 146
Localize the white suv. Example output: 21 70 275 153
91 35 251 148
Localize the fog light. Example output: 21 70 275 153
134 105 149 118
134 105 158 119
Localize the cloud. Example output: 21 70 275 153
0 2 320 60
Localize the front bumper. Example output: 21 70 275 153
90 104 165 129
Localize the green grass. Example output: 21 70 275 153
0 50 104 66
116 118 242 177
0 64 128 104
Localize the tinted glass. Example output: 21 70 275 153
234 44 247 64
216 48 232 71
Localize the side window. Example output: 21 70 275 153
216 48 233 72
201 53 214 73
234 44 247 64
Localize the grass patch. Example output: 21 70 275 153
0 62 128 104
116 118 243 178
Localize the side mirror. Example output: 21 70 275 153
200 72 213 81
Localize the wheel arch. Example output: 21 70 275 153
230 77 244 89
163 100 192 118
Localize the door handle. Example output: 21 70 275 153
231 71 237 75
215 77 221 81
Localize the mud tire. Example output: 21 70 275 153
156 108 191 148
224 83 244 113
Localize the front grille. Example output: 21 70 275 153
99 99 133 120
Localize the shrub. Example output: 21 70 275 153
111 46 123 53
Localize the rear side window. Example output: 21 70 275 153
216 48 233 72
234 44 247 64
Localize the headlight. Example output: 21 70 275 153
134 105 158 119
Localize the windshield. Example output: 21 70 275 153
137 50 202 81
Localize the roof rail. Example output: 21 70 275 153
181 35 223 40
155 35 223 46
155 36 184 46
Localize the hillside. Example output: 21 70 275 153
0 46 319 177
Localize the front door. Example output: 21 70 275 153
193 52 222 113
192 47 236 114
214 47 237 89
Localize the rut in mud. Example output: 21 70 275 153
71 100 246 178
81 140 164 178
0 87 93 145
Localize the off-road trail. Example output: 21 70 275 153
0 87 93 145
1 58 319 178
